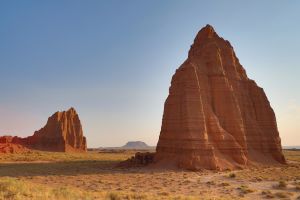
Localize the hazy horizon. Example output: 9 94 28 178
1 1 299 147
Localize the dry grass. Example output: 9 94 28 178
235 150 300 181
0 177 94 200
295 182 300 191
237 185 254 194
274 191 293 199
0 177 206 200
0 150 299 200
228 173 236 178
261 190 275 198
277 180 287 189
0 151 134 163
284 150 300 162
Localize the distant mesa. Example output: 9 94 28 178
117 143 156 167
98 141 154 151
283 146 300 151
153 24 286 170
0 108 87 153
122 141 150 149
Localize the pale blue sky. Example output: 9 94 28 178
0 1 299 147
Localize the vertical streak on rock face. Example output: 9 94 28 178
155 25 286 170
191 62 208 138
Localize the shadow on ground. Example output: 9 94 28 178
0 160 131 177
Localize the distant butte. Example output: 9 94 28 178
154 24 286 170
0 108 87 153
122 141 150 149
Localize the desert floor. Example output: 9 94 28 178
0 150 299 200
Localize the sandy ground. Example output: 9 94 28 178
0 150 300 199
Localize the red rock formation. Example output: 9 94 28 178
28 107 87 152
0 136 31 153
0 143 31 153
0 136 13 143
155 25 286 170
0 108 87 153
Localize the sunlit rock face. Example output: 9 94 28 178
0 108 87 153
155 25 286 170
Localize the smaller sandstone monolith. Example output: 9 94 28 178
0 108 87 153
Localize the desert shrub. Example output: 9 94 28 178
261 190 274 198
159 191 169 196
228 173 236 178
261 190 270 195
106 192 121 200
294 181 300 190
182 180 191 184
237 185 254 194
128 193 148 200
206 181 215 185
219 182 230 187
275 192 290 198
277 180 287 188
52 187 77 199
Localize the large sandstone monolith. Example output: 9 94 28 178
155 25 286 170
0 108 87 153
